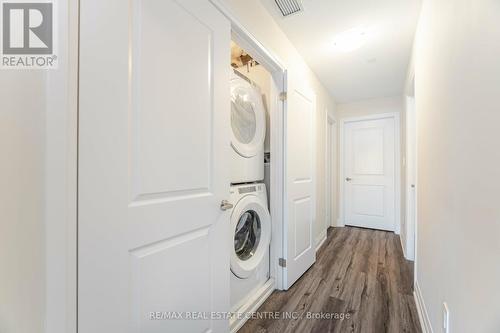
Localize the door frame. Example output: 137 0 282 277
325 113 337 228
405 95 416 261
339 112 401 233
209 0 287 294
44 0 79 332
405 67 418 272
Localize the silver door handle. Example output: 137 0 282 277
220 200 233 211
345 177 352 181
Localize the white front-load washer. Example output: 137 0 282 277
230 72 266 184
229 183 271 315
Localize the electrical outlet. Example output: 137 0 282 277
442 302 450 333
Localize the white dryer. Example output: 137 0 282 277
230 72 266 184
229 183 271 313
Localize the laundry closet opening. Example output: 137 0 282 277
228 28 292 332
228 38 285 332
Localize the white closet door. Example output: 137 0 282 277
283 78 316 289
78 0 231 332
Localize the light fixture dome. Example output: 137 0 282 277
333 28 367 52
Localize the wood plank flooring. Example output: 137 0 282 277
239 226 421 333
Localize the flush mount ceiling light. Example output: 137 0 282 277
332 28 367 52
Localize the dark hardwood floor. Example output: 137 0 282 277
240 226 421 333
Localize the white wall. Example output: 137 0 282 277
337 96 403 119
0 72 46 333
336 96 406 238
219 0 337 246
414 0 500 331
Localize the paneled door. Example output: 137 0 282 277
343 116 396 231
283 78 316 289
78 0 231 332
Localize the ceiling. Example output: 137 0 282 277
261 0 421 103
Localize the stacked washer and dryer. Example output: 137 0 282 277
229 71 272 328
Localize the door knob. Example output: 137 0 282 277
345 177 352 181
220 200 233 211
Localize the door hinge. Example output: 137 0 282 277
279 258 287 267
279 91 287 101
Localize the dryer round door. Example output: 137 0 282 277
230 75 266 158
230 195 271 279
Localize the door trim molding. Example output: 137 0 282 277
209 0 287 291
406 68 418 285
45 0 79 331
339 112 401 233
405 95 417 261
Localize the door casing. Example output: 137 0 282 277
405 66 417 273
405 96 416 261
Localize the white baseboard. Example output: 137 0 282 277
414 281 433 333
230 278 275 333
315 231 327 252
336 218 344 227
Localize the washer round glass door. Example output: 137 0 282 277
234 210 261 261
230 74 266 158
230 195 271 279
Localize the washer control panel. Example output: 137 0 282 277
230 183 263 195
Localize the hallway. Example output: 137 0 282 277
241 227 421 333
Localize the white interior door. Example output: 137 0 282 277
343 116 396 231
78 0 230 332
283 79 316 289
